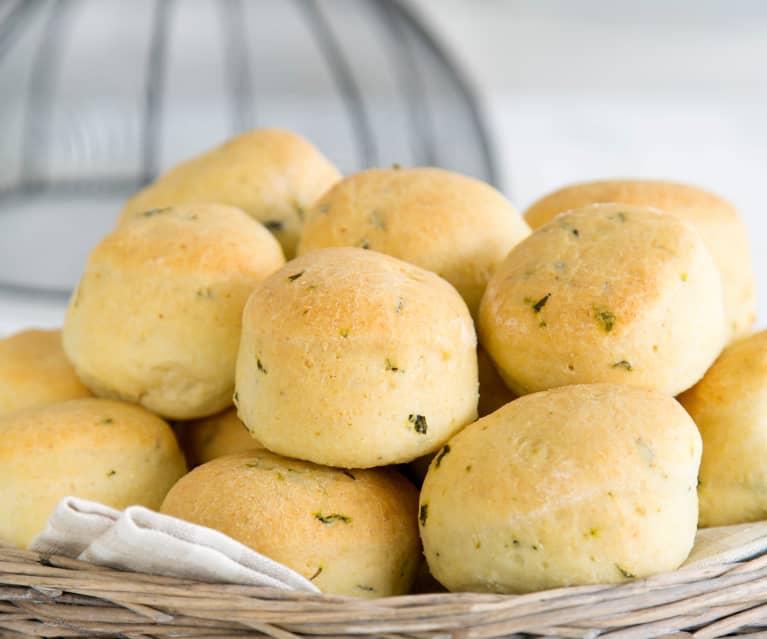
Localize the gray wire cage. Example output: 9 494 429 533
0 0 498 306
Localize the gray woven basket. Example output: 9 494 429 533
3 544 767 638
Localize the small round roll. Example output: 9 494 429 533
0 398 186 548
297 168 530 316
478 204 726 396
523 179 755 340
235 247 478 468
477 346 515 417
679 331 767 527
177 407 263 467
420 384 702 594
118 129 341 257
0 329 90 416
64 203 285 420
161 449 421 598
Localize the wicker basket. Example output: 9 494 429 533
3 544 767 638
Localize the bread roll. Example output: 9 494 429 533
478 204 726 396
118 129 341 257
161 449 420 597
63 203 284 420
298 168 530 316
477 345 515 417
679 331 767 526
0 329 90 416
0 398 186 548
420 384 701 593
523 179 755 340
236 247 478 468
177 407 263 467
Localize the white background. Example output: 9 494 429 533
417 0 766 326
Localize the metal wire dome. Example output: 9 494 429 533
0 0 498 300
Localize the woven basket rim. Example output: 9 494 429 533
4 544 767 638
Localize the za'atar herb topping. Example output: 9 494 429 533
385 358 403 372
314 512 352 525
434 445 451 468
288 270 305 282
616 564 635 578
532 293 551 313
196 287 214 299
408 414 428 434
594 307 616 332
142 207 171 217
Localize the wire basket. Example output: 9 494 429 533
0 0 497 311
3 544 767 638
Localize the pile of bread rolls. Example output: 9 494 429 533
1 128 762 598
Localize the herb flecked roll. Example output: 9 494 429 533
419 384 702 593
64 203 285 419
235 247 478 468
0 398 186 548
117 128 341 258
679 330 767 527
0 329 90 416
161 449 420 598
523 179 756 341
479 203 726 396
298 167 530 317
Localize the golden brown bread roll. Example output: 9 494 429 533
479 204 726 396
420 384 702 593
177 407 263 467
523 179 755 340
477 345 515 417
118 128 341 257
0 398 186 548
679 330 767 526
235 247 478 468
63 203 284 419
298 167 530 316
161 449 420 597
0 328 90 416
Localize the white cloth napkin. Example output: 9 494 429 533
29 497 319 592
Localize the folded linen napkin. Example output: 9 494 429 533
29 497 319 592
